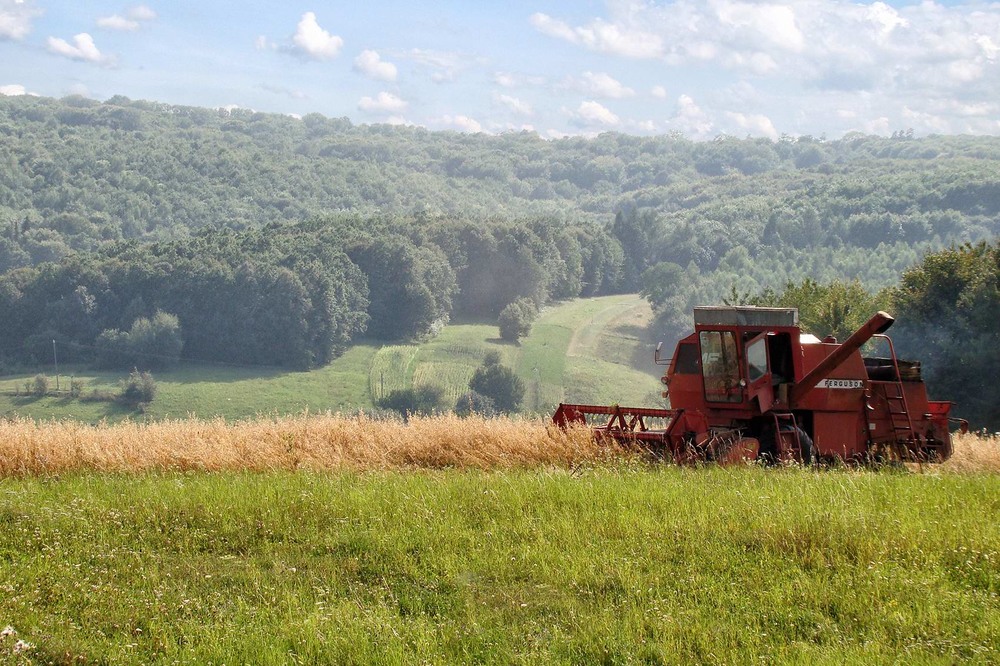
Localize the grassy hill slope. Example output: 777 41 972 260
0 295 663 422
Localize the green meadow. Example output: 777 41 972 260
0 467 997 664
0 295 662 422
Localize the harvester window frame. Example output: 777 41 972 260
699 330 743 403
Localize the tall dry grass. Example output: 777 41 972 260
938 431 1000 474
0 413 611 477
1 414 996 477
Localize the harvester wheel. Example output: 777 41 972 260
759 424 815 466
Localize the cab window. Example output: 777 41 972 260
699 330 742 403
746 336 768 383
674 342 699 374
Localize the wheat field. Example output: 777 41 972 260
0 414 995 477
0 413 614 476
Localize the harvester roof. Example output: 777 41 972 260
692 306 799 328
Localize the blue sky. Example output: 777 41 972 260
1 0 998 139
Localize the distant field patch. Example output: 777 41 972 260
368 345 419 402
411 362 476 405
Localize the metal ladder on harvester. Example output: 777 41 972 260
769 411 804 460
872 334 916 446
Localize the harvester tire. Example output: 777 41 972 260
759 424 815 466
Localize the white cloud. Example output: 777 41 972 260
572 100 620 127
439 115 483 133
292 12 342 60
494 72 517 88
353 50 397 82
495 93 533 116
725 111 779 140
395 48 482 84
254 35 272 51
862 116 891 135
530 11 663 59
46 33 112 65
948 60 983 84
0 0 41 40
492 71 547 89
0 83 27 96
531 1 1000 138
566 71 635 99
715 2 804 53
669 94 714 139
219 104 253 115
358 91 407 113
97 15 136 30
128 5 156 22
97 5 156 31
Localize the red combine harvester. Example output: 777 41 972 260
553 306 961 464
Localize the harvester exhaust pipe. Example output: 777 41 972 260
789 311 894 406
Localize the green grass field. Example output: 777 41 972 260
0 295 662 421
1 467 997 664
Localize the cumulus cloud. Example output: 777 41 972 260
0 83 28 96
46 33 113 65
495 93 533 116
651 85 668 99
354 50 397 82
533 1 1000 137
292 12 343 60
0 0 41 40
97 5 157 31
530 11 663 59
725 111 779 140
439 115 483 133
565 71 635 99
571 100 620 127
669 94 713 139
358 91 407 113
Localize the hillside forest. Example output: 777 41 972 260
0 94 998 426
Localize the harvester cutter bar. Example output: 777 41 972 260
552 403 681 443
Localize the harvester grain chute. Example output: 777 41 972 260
553 306 963 464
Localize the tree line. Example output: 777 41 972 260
0 216 623 370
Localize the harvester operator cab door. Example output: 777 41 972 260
744 333 775 413
699 330 743 403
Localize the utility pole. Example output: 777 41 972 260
52 339 59 392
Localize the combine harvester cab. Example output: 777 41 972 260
553 306 958 465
